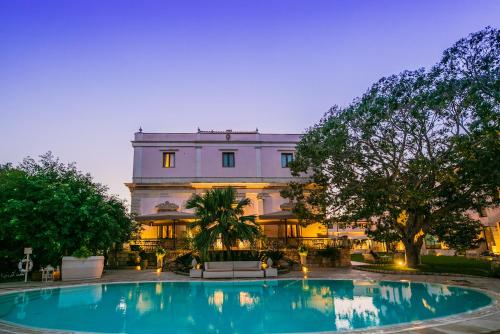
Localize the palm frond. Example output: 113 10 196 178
187 187 261 253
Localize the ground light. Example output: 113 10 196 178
302 266 309 278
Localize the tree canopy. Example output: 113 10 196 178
283 27 499 267
0 153 139 274
186 187 261 258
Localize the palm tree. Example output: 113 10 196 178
186 187 261 258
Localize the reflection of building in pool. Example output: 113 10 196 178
378 283 412 305
333 296 380 331
421 283 452 302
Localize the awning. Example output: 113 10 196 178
259 210 297 220
135 211 196 223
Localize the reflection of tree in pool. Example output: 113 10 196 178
370 281 489 326
0 281 491 334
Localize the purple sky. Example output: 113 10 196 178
1 0 499 201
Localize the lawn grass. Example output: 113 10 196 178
356 254 496 277
419 255 493 276
350 253 364 262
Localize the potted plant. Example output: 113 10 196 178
155 246 167 269
139 250 149 270
61 246 105 281
298 245 308 265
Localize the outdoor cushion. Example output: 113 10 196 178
204 261 233 271
233 270 264 278
203 271 233 278
202 261 265 278
233 261 261 270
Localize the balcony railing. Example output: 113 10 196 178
131 237 348 252
260 237 349 250
130 238 190 252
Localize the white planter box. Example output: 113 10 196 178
189 269 203 278
265 268 278 277
62 256 104 281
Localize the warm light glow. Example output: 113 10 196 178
238 240 251 249
156 268 161 273
208 290 225 313
397 211 408 226
190 182 271 189
302 266 309 274
262 262 268 269
135 265 141 271
397 260 405 266
422 298 436 313
239 292 258 307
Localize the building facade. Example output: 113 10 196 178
126 129 328 251
126 128 500 255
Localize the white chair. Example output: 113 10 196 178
41 265 54 282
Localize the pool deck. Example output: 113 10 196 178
0 267 499 334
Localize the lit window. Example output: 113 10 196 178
281 153 293 168
163 152 175 168
222 152 235 168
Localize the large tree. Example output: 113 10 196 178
0 153 139 274
186 187 261 258
283 27 499 267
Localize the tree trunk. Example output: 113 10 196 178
402 239 422 268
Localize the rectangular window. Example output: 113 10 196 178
281 153 294 168
222 152 235 168
163 152 175 168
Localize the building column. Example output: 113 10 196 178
257 193 270 216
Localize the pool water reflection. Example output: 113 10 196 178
0 280 492 333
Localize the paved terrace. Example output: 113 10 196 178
0 267 499 334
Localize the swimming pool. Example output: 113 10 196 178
0 279 493 333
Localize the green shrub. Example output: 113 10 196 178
297 245 308 255
139 250 148 260
261 250 285 263
0 154 140 270
130 245 141 252
72 246 93 259
317 247 340 259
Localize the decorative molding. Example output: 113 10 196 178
197 129 259 134
155 201 179 212
280 201 295 211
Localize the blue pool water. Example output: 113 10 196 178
0 279 492 333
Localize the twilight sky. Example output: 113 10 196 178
1 0 499 202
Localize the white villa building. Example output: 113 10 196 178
126 128 500 255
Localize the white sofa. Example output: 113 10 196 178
202 261 264 278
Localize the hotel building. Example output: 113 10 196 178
126 128 500 255
125 129 328 251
